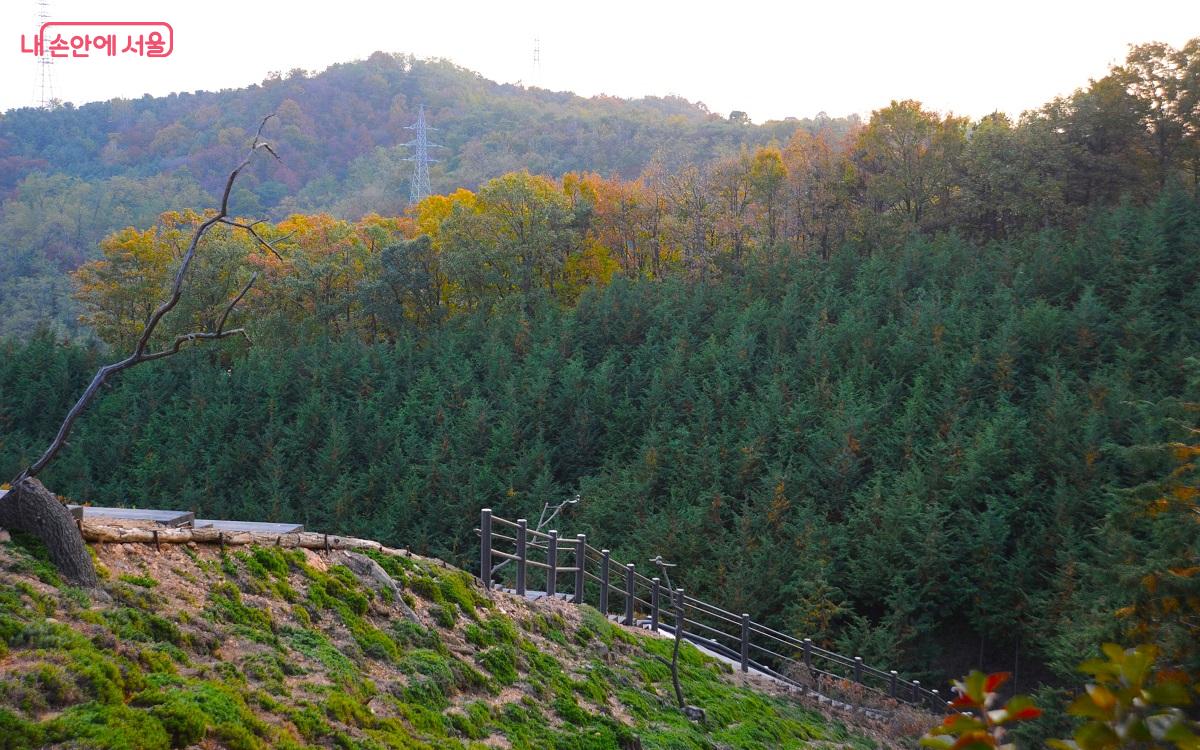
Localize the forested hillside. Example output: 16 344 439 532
0 53 830 338
1 38 1198 717
4 188 1199 690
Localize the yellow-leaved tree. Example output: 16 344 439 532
74 210 256 350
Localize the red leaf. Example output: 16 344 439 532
951 731 996 750
1011 707 1042 721
984 673 1011 693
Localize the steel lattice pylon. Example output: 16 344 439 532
403 104 442 205
33 0 56 109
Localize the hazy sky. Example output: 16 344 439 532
2 0 1198 121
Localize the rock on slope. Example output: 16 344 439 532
0 530 886 750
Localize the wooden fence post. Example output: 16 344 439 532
889 670 898 698
480 508 492 589
740 613 750 673
515 518 527 596
803 638 813 670
912 679 920 702
599 549 610 615
624 563 635 625
854 656 863 684
650 577 660 631
547 530 558 598
574 534 586 604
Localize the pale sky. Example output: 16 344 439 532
2 0 1198 121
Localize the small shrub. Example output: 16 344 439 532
391 620 443 651
149 699 206 748
324 689 373 727
0 707 43 750
282 627 357 688
289 703 332 741
118 574 159 589
205 582 273 632
437 570 486 619
7 531 64 587
466 616 519 648
478 645 519 685
408 575 442 603
47 702 171 750
348 619 400 663
430 603 457 629
103 607 184 646
242 653 288 694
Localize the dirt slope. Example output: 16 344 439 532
0 529 909 749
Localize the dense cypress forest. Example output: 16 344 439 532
1 37 1198 732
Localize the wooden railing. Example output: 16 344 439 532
478 508 950 712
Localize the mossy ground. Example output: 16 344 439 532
0 534 875 750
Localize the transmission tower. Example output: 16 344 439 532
403 104 442 205
532 38 541 85
33 0 56 109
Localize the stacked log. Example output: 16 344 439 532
79 521 409 556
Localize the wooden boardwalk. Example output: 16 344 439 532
194 519 304 534
77 507 195 527
0 493 301 536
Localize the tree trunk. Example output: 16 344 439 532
0 478 98 587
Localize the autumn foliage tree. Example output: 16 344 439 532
853 99 967 234
74 212 258 350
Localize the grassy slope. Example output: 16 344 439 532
0 533 877 750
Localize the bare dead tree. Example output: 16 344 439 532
648 554 705 721
490 492 580 579
649 555 687 709
0 116 286 586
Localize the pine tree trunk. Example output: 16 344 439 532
0 478 98 587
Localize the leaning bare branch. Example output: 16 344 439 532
218 218 294 260
12 117 279 483
216 274 257 333
217 114 278 216
252 114 276 146
492 493 582 577
140 274 258 363
140 328 251 364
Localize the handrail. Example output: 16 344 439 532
683 616 738 641
687 602 744 628
478 508 949 712
526 541 582 551
582 570 635 591
684 594 739 619
748 640 805 667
